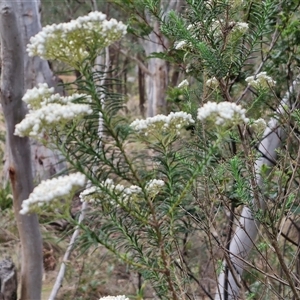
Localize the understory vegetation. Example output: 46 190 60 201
2 0 300 300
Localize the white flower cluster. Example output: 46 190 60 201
232 22 248 34
99 296 129 300
250 118 267 134
245 72 276 89
20 173 86 215
145 179 165 198
187 24 195 31
80 178 165 203
14 83 92 138
197 101 249 126
22 83 55 109
80 179 142 203
130 112 195 137
175 40 187 50
27 11 127 66
178 79 189 88
229 22 249 40
206 77 219 89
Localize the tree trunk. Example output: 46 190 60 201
142 24 168 117
141 1 183 117
16 0 65 181
0 2 43 300
138 54 146 117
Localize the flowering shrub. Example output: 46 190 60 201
14 1 300 299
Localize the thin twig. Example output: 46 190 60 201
48 201 88 300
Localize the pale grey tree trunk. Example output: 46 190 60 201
143 28 167 117
16 0 65 181
0 2 42 300
215 78 300 299
142 24 168 117
142 1 183 117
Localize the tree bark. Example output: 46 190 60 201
142 22 168 117
0 259 17 300
0 3 43 300
138 54 146 117
141 0 183 117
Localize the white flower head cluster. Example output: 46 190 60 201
99 296 129 300
14 83 92 138
130 111 195 137
229 22 249 40
250 118 267 134
206 77 219 89
245 72 276 90
27 11 127 66
80 179 142 204
232 22 248 34
175 40 188 50
145 179 165 198
187 24 195 31
22 83 54 109
20 173 86 215
178 79 189 88
80 178 165 204
79 185 99 203
197 101 249 126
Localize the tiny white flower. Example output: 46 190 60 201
178 79 189 88
175 40 187 50
251 118 267 133
187 24 194 31
206 77 219 89
233 22 249 34
245 72 276 89
145 179 165 197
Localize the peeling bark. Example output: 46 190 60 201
0 3 42 300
